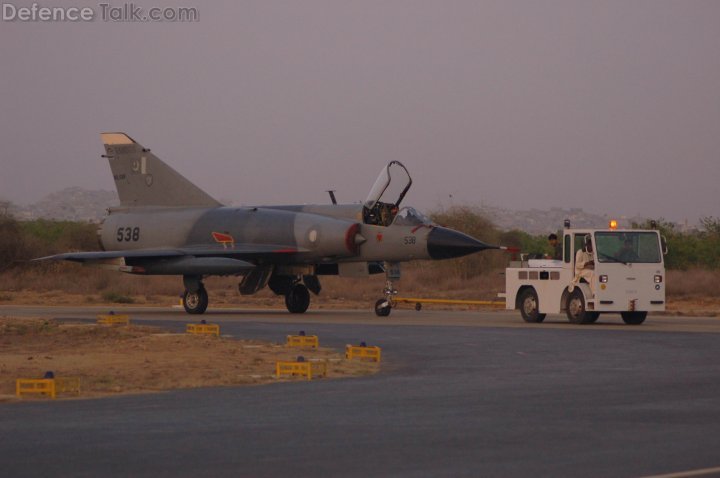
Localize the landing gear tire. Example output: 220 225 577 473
519 288 546 323
566 289 595 324
375 299 392 317
621 311 647 325
183 287 209 315
586 312 600 324
285 283 310 314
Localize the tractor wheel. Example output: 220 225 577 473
519 288 546 323
621 311 647 325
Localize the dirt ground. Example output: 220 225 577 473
0 318 379 402
0 290 718 316
661 297 720 317
0 290 374 310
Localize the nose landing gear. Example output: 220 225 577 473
374 263 400 316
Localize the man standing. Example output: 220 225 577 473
547 233 562 260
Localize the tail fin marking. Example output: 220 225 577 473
101 132 221 208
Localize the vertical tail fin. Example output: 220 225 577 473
101 132 221 208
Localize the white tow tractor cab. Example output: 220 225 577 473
505 223 666 325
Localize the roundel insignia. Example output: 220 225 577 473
308 229 318 243
131 160 140 172
376 232 383 242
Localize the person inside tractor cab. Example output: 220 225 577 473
616 238 639 263
571 234 595 297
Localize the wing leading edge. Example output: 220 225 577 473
34 244 308 276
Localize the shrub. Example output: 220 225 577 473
101 291 135 304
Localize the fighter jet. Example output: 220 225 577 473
38 132 499 316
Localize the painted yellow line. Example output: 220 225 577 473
394 297 505 306
640 465 720 478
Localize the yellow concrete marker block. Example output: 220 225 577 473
55 377 81 396
275 360 327 380
345 345 382 362
16 379 56 399
97 314 130 326
186 323 220 336
16 377 80 399
286 335 319 348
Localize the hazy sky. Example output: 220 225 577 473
1 1 718 223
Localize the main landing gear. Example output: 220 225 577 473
183 276 209 315
181 274 315 315
285 282 310 314
267 274 317 314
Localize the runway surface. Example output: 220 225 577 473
2 305 720 477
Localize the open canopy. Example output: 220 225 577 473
364 161 412 210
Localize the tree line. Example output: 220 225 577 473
0 216 98 272
0 211 718 274
431 207 720 274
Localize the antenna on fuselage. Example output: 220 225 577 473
327 190 337 205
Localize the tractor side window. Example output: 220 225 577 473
564 234 571 263
573 234 587 265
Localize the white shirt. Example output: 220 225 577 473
575 249 593 276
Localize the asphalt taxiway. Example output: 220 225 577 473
1 306 720 478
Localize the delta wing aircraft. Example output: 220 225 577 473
39 133 499 316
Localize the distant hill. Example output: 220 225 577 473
475 204 647 234
4 187 680 233
11 187 118 222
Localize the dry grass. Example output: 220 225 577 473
666 269 719 298
0 261 506 305
0 263 181 296
0 263 716 310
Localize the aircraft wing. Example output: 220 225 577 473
34 249 184 262
35 244 307 263
34 244 309 276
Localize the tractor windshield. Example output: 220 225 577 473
594 232 662 263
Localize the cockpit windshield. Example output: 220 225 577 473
391 207 433 226
594 232 662 263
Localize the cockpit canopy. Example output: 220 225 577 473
363 161 413 227
364 161 412 210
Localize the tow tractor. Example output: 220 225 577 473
504 221 667 325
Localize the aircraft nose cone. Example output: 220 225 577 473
427 227 496 260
